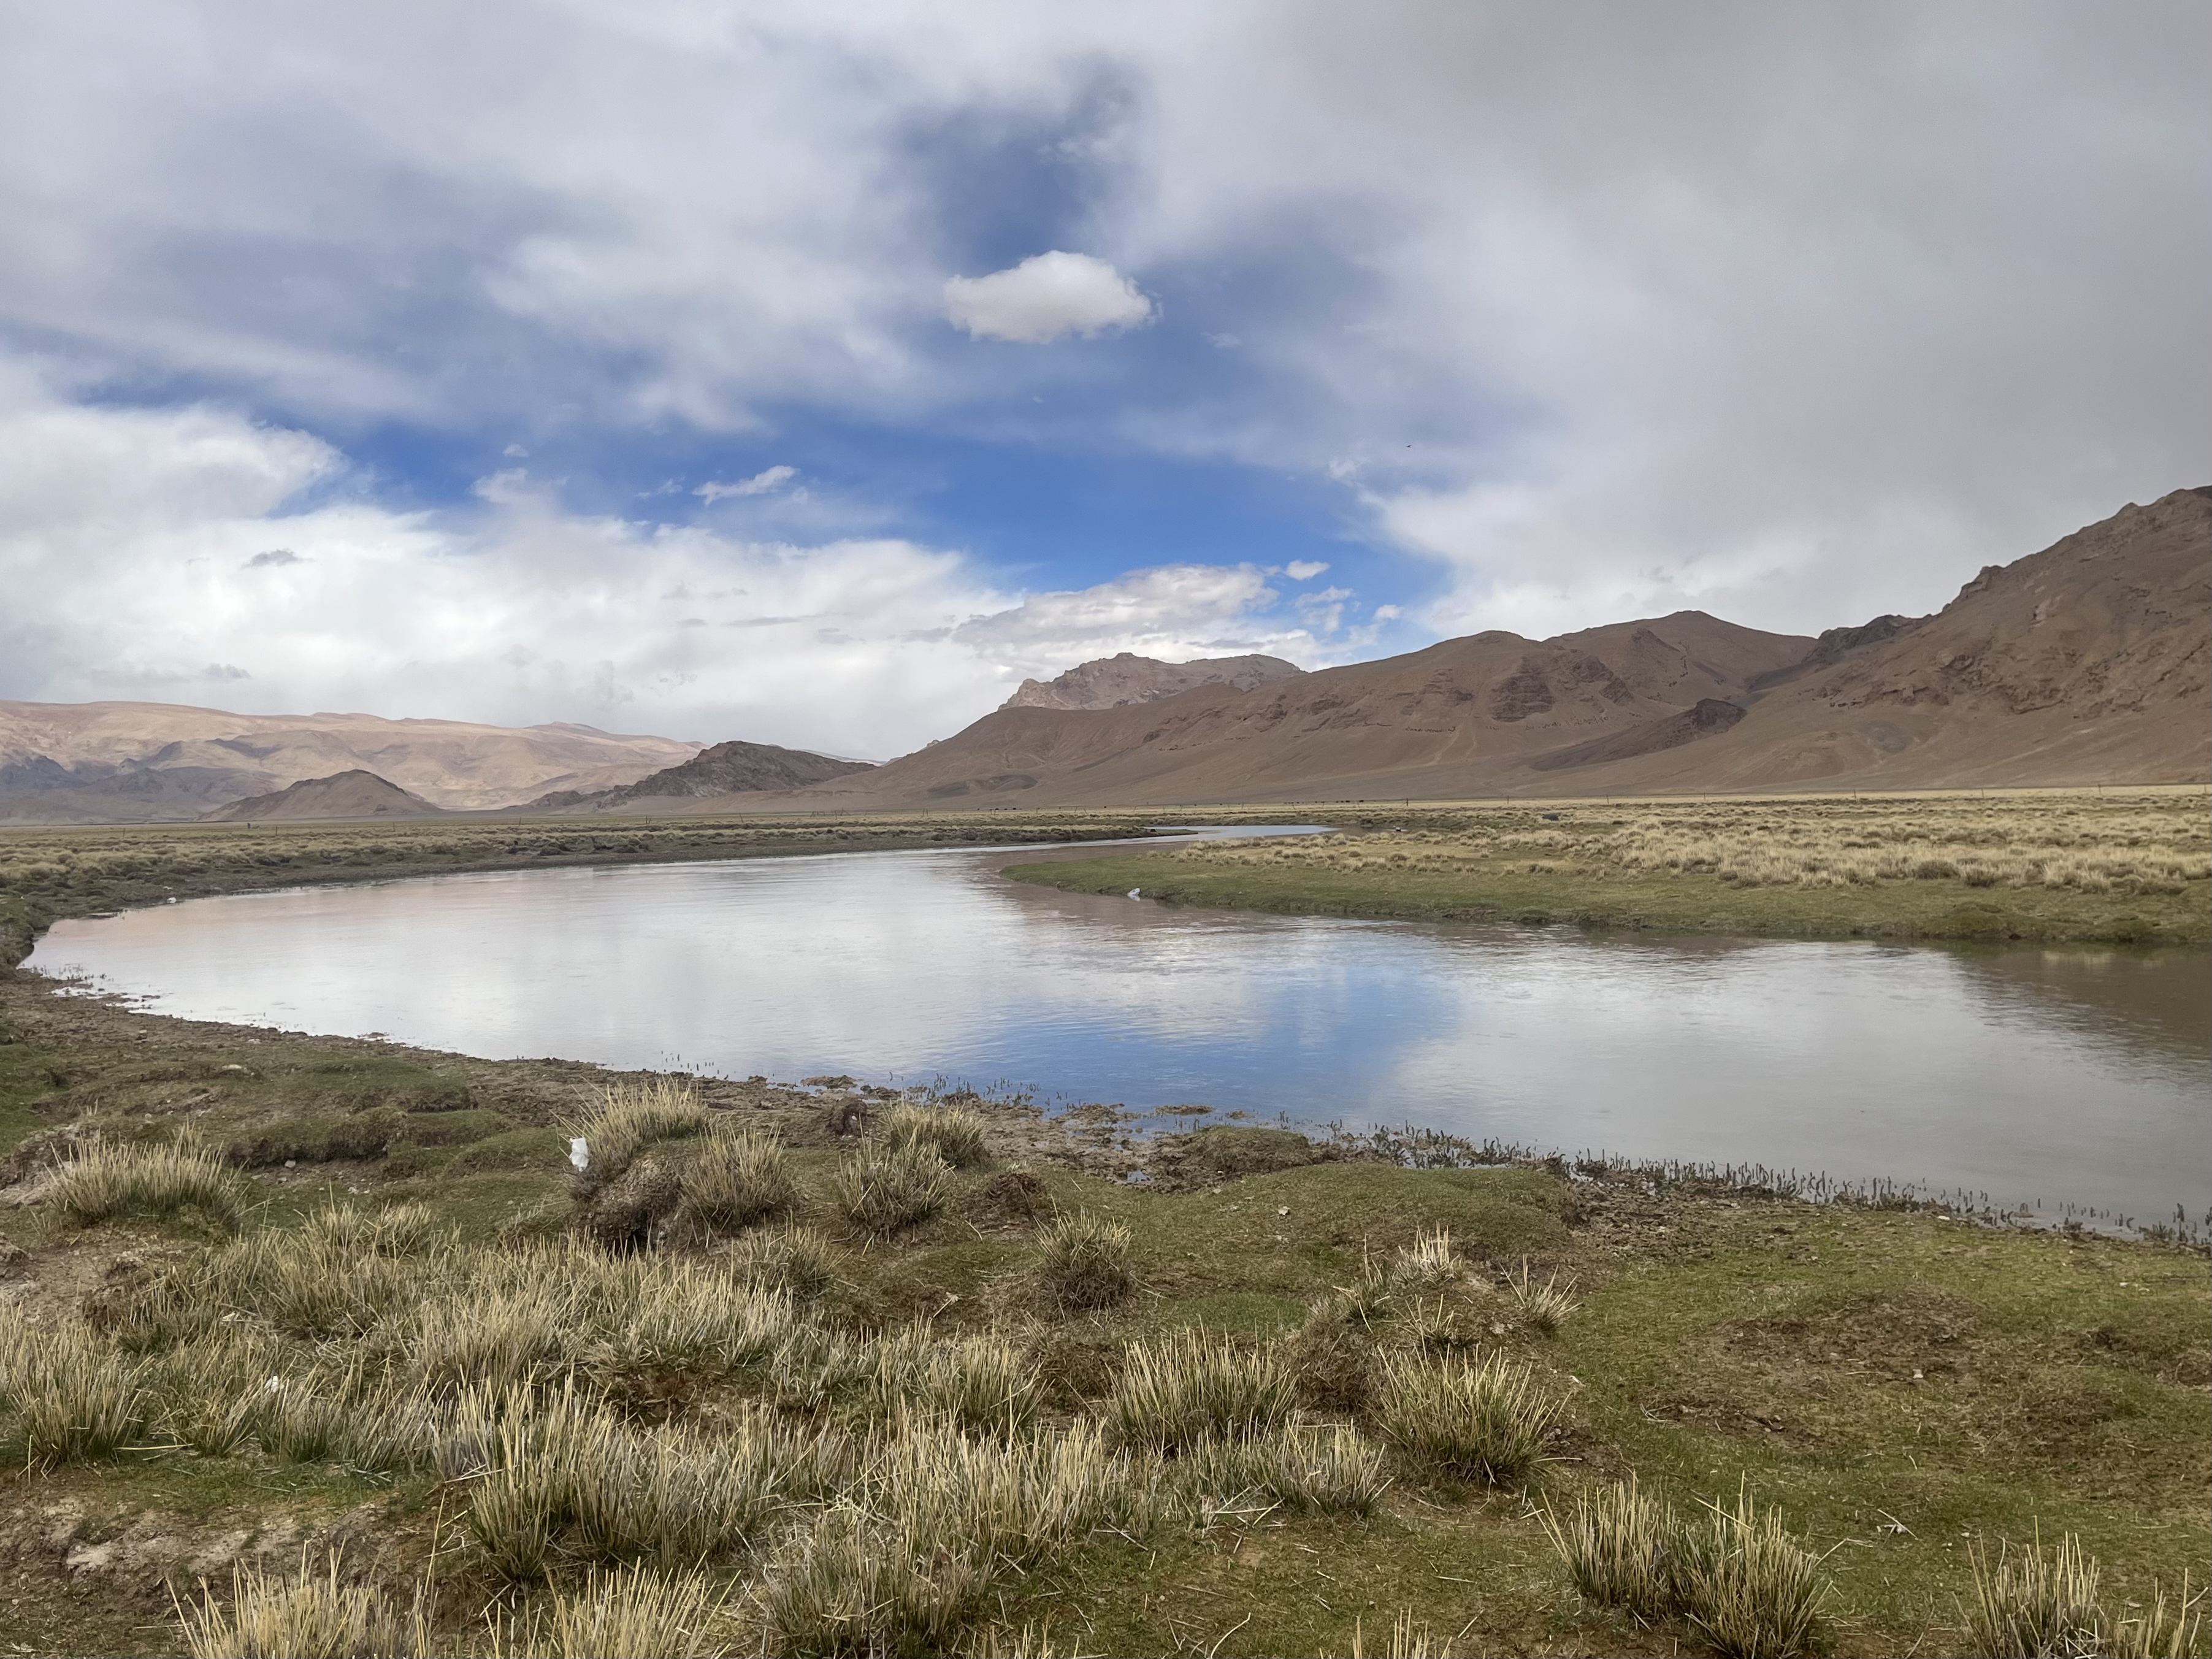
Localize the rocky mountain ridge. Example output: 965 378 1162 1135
751 486 2207 807
1001 651 1303 711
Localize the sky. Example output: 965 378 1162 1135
1 2 2205 759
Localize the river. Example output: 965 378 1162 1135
28 833 2210 1225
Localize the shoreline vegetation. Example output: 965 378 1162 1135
0 794 2206 1655
1004 788 2212 948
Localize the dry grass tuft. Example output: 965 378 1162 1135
1394 1224 1464 1288
1540 1474 1677 1623
570 1078 709 1188
1185 1423 1389 1515
49 1136 244 1229
1372 1351 1564 1486
760 1425 1131 1657
2107 1576 2208 1659
408 1284 568 1396
1674 1487 1827 1658
1035 1210 1138 1312
485 1565 730 1659
467 1382 833 1576
884 1101 993 1170
1507 1257 1580 1335
678 1124 796 1233
880 1328 1043 1439
0 1317 148 1467
1543 1479 1827 1658
1964 1530 2203 1659
1350 1607 1441 1659
1103 1330 1296 1454
177 1552 432 1659
1964 1531 2107 1659
832 1140 954 1236
722 1224 841 1303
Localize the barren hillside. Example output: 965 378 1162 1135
535 740 874 811
756 488 2208 808
204 770 446 822
0 703 700 822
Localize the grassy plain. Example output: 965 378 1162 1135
1006 789 2212 945
0 975 2205 1657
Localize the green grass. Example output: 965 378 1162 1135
0 967 2205 1658
1011 847 2212 944
1004 790 2212 945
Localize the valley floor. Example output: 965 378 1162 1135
0 795 2205 1657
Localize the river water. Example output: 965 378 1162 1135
28 835 2210 1225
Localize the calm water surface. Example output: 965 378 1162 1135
29 838 2210 1222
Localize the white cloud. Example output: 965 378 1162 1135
0 4 2200 649
0 360 1339 754
943 252 1154 345
1283 560 1329 581
698 466 795 503
951 562 1322 675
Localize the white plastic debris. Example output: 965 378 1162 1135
1128 888 1142 899
569 1136 590 1173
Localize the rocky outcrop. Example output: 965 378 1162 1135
1001 652 1303 711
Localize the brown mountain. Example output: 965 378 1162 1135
1590 484 2211 792
0 702 699 823
776 610 1815 807
204 770 446 822
534 739 874 811
757 487 2208 807
1002 651 1304 710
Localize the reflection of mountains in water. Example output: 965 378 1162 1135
1945 946 2212 1078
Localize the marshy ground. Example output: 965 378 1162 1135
0 970 2204 1657
1006 788 2212 946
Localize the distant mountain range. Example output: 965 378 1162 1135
0 705 699 824
774 486 2208 807
4 489 2203 822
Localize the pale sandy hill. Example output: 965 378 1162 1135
204 770 446 822
1003 652 1304 711
0 702 700 822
